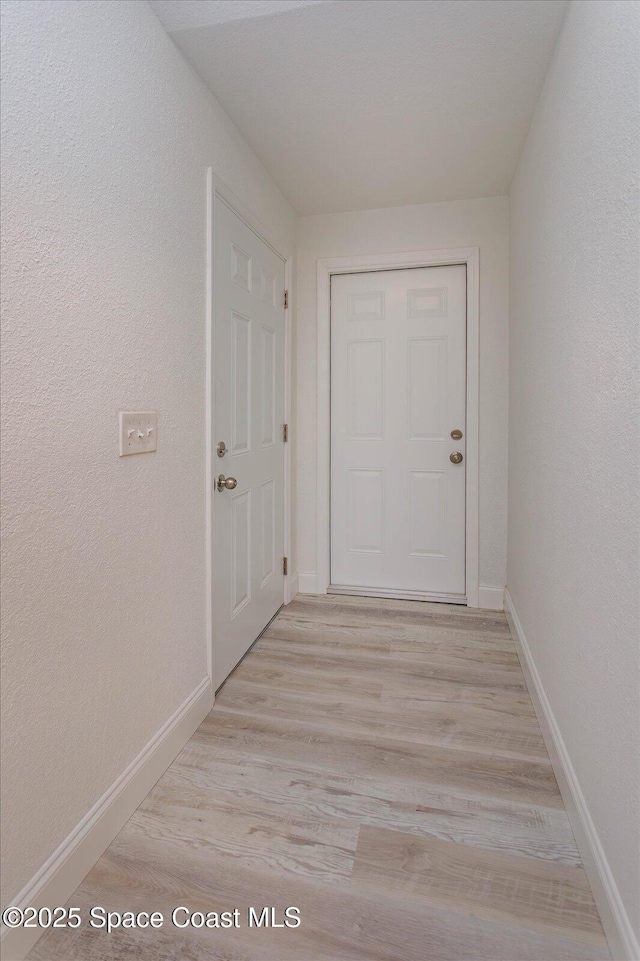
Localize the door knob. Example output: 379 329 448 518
450 429 463 440
450 452 463 464
217 474 237 492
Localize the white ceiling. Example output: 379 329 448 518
149 0 568 215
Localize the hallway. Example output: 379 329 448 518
29 596 607 961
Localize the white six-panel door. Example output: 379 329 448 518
330 265 466 597
213 199 285 686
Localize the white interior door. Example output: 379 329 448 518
213 199 285 686
331 265 466 597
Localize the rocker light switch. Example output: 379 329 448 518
119 411 157 456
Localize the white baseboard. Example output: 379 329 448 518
504 590 638 961
478 585 504 610
287 572 299 602
1 677 213 961
298 571 321 594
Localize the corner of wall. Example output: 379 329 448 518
477 586 505 611
298 572 320 594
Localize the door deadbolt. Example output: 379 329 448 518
450 429 463 440
217 474 237 491
450 452 463 465
217 441 228 458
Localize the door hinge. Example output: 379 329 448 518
283 423 288 443
283 289 289 309
283 557 288 576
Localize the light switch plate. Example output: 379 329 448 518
119 411 157 456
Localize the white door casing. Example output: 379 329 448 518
212 198 286 687
330 265 467 597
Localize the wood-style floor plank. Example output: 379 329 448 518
266 615 519 652
216 677 548 759
252 637 528 687
127 781 360 883
29 594 609 961
30 843 605 961
192 710 564 809
159 751 580 865
352 825 604 945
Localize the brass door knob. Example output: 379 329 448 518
217 474 238 491
450 429 463 440
450 452 463 464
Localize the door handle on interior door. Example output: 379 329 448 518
449 452 463 464
217 474 238 491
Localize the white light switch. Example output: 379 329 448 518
119 411 157 456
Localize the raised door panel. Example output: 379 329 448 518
231 244 252 291
231 312 251 455
409 470 446 558
260 478 276 589
348 340 384 440
407 286 447 319
260 268 276 307
231 489 251 617
260 325 276 448
348 291 385 322
347 469 384 554
408 337 447 440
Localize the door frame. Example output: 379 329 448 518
206 169 294 684
316 247 480 607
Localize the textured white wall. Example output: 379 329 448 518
508 0 640 945
0 0 295 908
296 198 509 596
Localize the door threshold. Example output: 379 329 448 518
328 584 467 605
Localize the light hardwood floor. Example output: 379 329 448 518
30 595 609 961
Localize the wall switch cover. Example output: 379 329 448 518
119 411 157 456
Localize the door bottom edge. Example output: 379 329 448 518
328 584 467 605
215 602 284 693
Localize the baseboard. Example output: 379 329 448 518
504 590 638 961
1 677 213 961
298 571 321 594
478 585 504 610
